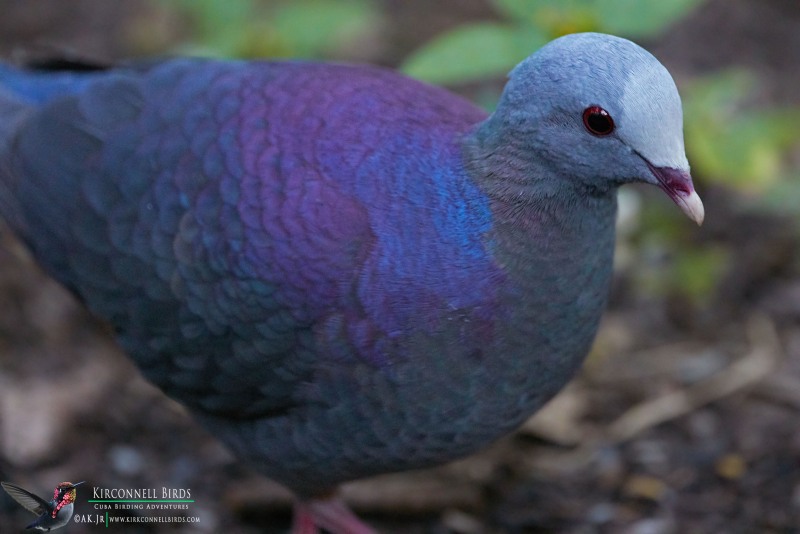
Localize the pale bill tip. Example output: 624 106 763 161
677 190 705 226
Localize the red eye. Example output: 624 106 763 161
582 106 615 136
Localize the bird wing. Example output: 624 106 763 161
0 59 377 418
0 59 493 422
1 482 48 515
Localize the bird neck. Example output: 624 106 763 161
461 121 618 397
462 118 619 258
53 496 74 518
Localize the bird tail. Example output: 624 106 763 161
0 64 34 151
0 62 106 231
0 62 107 145
0 65 34 231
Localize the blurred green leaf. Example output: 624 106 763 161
595 0 705 37
401 23 546 84
407 0 702 87
493 0 595 34
492 0 541 22
683 71 800 193
270 0 378 58
493 0 701 37
632 219 729 302
166 0 258 57
163 0 378 59
682 69 754 113
671 247 729 302
173 0 255 33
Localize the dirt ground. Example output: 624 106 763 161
1 1 800 533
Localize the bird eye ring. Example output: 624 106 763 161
582 106 615 136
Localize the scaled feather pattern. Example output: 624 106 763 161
0 33 702 532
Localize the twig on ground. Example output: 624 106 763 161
605 314 781 443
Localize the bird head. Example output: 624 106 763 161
489 32 703 224
54 481 83 505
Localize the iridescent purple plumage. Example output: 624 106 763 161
0 33 703 533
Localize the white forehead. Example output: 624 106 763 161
506 33 690 170
618 58 689 170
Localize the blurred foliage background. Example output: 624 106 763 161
0 0 800 311
2 1 800 532
141 0 800 313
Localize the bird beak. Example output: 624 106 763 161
70 481 85 488
645 162 705 225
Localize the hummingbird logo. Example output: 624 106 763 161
1 481 84 531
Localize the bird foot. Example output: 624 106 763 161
292 496 377 534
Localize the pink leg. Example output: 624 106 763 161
292 496 377 534
291 501 320 534
292 502 319 534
